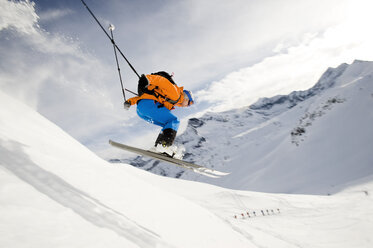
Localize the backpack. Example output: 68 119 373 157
151 71 176 85
137 71 181 104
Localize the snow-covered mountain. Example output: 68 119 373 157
122 60 373 195
1 61 373 247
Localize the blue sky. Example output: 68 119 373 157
1 0 373 158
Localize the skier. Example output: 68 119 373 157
124 72 194 156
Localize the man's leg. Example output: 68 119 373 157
137 100 180 146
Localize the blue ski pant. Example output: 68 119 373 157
136 99 180 131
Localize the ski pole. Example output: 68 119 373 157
80 0 141 79
109 25 138 97
124 88 138 96
109 24 126 101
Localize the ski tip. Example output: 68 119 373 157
212 171 231 176
197 170 230 178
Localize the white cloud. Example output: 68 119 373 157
124 0 352 89
38 8 74 22
0 0 38 34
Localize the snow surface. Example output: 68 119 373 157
124 60 373 196
1 61 373 247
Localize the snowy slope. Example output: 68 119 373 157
1 78 373 247
124 60 373 195
0 91 251 247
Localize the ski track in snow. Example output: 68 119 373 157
233 116 279 138
340 76 363 88
0 139 170 248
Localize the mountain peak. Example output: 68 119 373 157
250 62 351 111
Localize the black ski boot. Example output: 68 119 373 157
153 129 184 159
155 128 177 147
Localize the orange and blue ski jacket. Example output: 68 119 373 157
126 74 185 110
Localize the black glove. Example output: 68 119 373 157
123 101 131 110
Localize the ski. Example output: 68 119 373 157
109 140 229 178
